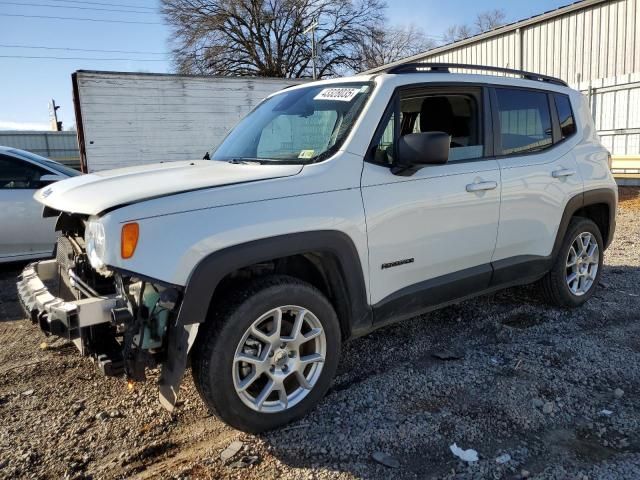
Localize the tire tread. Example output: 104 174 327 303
191 274 340 432
540 216 603 308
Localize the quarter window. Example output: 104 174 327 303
495 88 553 155
371 111 396 165
554 94 577 140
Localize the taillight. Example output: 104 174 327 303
607 153 613 170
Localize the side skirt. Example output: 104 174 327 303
368 255 551 332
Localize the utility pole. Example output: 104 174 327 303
304 19 319 79
49 99 62 131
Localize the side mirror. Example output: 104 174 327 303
37 174 66 187
392 132 450 176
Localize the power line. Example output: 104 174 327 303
0 54 167 61
0 13 163 24
0 43 166 55
45 0 157 10
0 1 157 14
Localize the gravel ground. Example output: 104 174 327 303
1 187 639 480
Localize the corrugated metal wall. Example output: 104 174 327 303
426 31 521 72
0 131 80 168
582 78 640 155
410 0 640 157
521 0 639 82
420 0 640 83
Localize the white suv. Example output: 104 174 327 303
17 64 617 432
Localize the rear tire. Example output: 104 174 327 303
540 217 603 308
192 275 341 433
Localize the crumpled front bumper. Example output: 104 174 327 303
17 259 120 354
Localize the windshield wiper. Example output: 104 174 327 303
228 158 264 165
227 157 306 165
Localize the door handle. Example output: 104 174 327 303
552 168 576 178
466 181 497 193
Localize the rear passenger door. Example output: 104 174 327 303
490 87 583 280
361 85 501 324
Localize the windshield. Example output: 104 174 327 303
9 149 81 177
212 82 373 164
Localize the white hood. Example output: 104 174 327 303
35 160 303 215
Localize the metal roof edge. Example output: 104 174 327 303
0 130 75 135
363 0 609 74
74 70 308 83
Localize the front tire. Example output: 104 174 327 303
192 275 341 433
541 217 604 308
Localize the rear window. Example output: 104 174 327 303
554 94 577 140
495 88 553 155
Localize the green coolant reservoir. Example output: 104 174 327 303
134 284 169 350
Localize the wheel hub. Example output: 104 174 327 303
273 349 289 367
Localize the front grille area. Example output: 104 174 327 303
56 236 76 273
54 235 86 301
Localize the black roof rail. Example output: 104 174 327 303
385 63 568 87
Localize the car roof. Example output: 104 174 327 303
274 72 575 100
0 145 57 160
0 146 78 176
378 71 574 93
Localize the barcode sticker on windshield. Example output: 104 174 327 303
314 88 360 102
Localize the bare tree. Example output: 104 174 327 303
443 8 506 44
474 8 506 33
442 24 474 44
355 24 437 70
457 24 474 39
442 25 458 44
161 0 386 78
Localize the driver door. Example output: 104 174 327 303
361 85 501 324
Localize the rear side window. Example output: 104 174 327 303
495 88 553 155
554 94 577 140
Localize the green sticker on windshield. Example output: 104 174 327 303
298 150 315 159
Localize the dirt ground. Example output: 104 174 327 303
1 187 639 480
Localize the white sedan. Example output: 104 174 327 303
0 146 80 263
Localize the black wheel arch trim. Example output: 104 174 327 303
174 230 372 338
553 188 616 258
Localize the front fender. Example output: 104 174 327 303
175 230 371 332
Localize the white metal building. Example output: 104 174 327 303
72 71 305 172
367 0 640 180
0 131 79 167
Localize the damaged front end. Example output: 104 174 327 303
16 213 190 410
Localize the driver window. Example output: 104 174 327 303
369 90 485 166
0 155 47 189
403 93 483 162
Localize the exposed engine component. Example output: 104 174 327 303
26 234 180 382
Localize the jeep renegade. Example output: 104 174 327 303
17 64 617 432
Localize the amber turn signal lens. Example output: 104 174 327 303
121 223 139 259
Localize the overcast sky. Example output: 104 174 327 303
0 0 571 131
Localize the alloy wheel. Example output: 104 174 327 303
566 231 599 296
232 306 326 413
